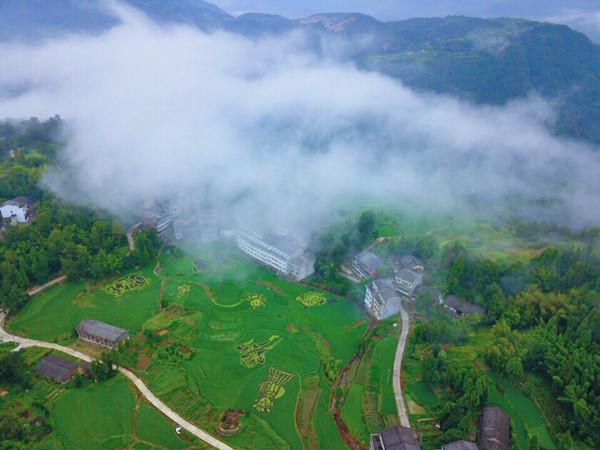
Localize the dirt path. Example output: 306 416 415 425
27 275 67 296
127 223 142 251
0 313 234 450
393 301 411 427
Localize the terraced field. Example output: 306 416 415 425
8 244 368 449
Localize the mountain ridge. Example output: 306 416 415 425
0 0 599 144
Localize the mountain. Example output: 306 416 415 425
1 0 599 144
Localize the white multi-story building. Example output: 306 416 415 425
364 278 403 320
237 230 315 281
0 196 32 224
395 268 424 300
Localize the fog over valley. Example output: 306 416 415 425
0 2 599 234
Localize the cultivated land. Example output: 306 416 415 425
8 244 369 449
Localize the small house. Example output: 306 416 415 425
76 319 129 349
442 296 485 316
393 255 424 273
370 425 421 450
478 406 510 450
442 441 479 450
0 196 33 224
36 355 84 384
352 251 385 280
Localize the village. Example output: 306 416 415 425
0 193 521 450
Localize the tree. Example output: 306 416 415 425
91 352 117 381
358 211 376 245
0 351 30 387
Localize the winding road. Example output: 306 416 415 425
0 313 234 450
392 301 411 427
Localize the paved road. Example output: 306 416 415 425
392 301 411 427
0 313 234 450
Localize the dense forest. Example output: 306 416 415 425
413 242 600 448
0 118 160 314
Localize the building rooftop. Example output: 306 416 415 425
262 232 305 257
443 441 479 450
36 355 79 384
400 255 424 269
356 250 385 272
372 425 421 450
479 406 510 450
372 278 402 303
396 268 421 284
444 296 486 315
77 319 129 343
2 196 32 208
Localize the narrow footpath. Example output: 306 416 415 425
393 302 411 427
0 313 234 450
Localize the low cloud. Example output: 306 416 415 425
0 2 599 234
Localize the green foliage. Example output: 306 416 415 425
0 351 31 388
91 351 118 382
0 119 160 314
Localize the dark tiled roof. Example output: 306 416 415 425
77 319 129 343
36 355 78 383
356 251 385 272
396 268 421 285
479 407 510 450
443 441 479 450
444 296 486 315
374 426 421 450
372 278 402 304
400 255 424 269
2 196 32 207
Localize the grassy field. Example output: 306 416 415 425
9 265 160 343
0 347 198 450
8 243 368 449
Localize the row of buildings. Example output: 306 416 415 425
137 202 318 282
371 406 510 450
355 251 425 320
36 319 129 385
356 250 486 320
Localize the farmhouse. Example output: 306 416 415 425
0 196 33 224
76 319 129 349
442 441 479 450
352 250 386 280
392 255 424 273
236 229 315 281
478 406 510 450
36 355 88 384
394 268 424 300
370 425 421 450
442 295 486 316
364 278 403 320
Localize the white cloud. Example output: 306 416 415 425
0 3 599 233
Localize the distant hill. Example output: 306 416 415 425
1 0 599 144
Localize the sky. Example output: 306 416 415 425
0 2 599 235
212 0 600 42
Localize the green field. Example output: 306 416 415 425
0 346 198 450
9 244 368 449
